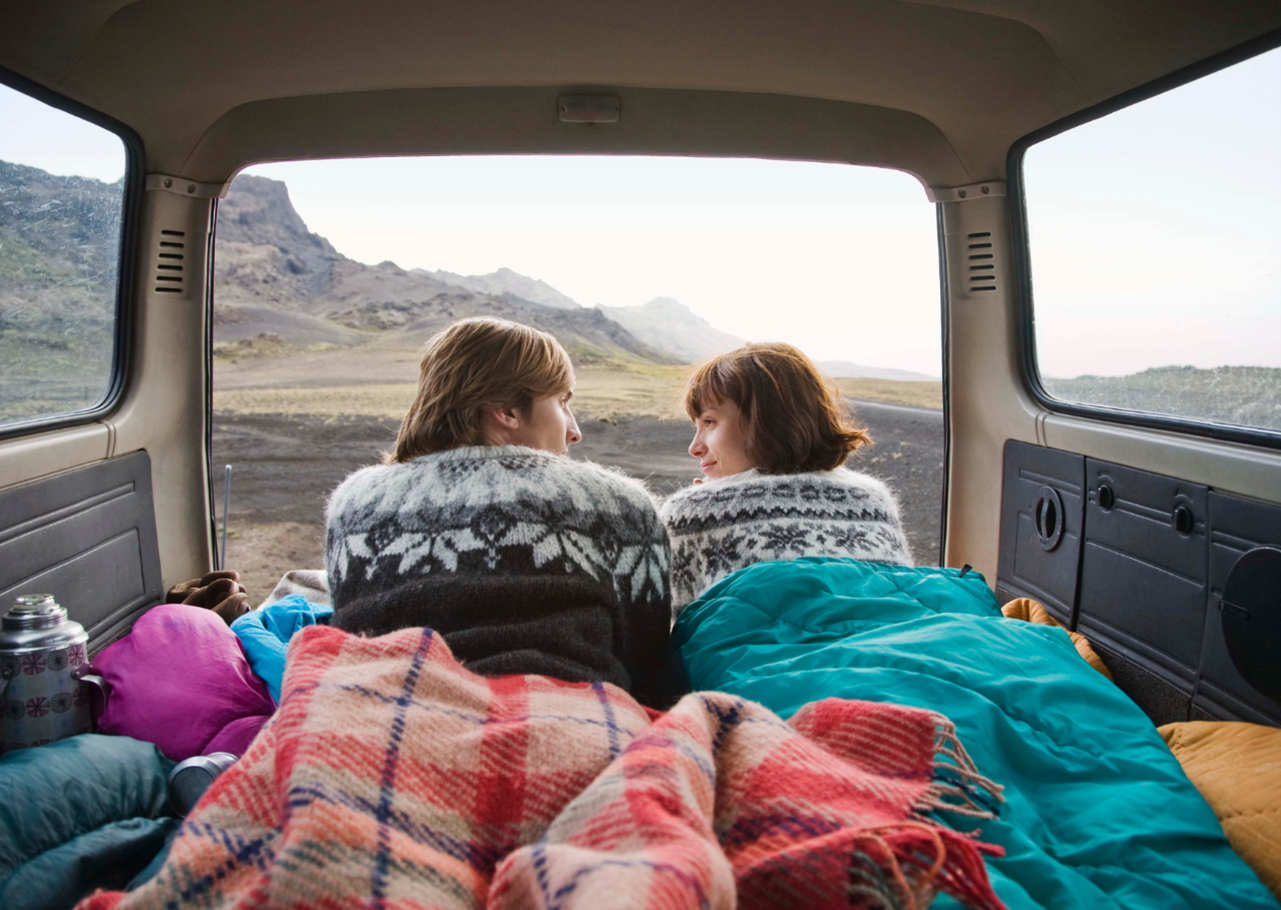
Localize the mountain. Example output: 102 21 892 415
817 361 938 382
414 267 581 310
598 297 744 364
213 176 674 363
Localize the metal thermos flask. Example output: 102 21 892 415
0 595 107 755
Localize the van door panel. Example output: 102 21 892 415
997 441 1281 728
0 451 162 651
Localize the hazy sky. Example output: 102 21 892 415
3 44 1278 379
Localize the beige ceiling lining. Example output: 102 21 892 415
896 0 1281 102
12 0 1085 179
2 1 1279 184
181 87 973 190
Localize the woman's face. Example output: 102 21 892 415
506 388 582 455
689 397 754 479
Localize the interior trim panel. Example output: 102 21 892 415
998 439 1281 728
0 451 163 652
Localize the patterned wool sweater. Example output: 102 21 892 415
659 468 913 617
324 445 671 704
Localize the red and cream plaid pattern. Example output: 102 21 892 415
78 625 1006 910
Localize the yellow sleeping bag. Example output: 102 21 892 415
1159 721 1281 900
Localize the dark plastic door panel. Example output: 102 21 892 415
1077 460 1208 674
1194 492 1281 724
997 441 1280 728
995 442 1084 626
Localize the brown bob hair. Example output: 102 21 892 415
387 317 574 463
683 342 871 474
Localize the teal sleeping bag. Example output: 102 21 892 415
672 557 1277 910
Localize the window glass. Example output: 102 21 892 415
209 156 945 591
0 81 127 430
1023 46 1281 433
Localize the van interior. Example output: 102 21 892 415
2 2 1280 906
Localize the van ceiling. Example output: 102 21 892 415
3 1 1279 188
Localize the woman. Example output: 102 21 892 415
660 342 912 616
324 316 672 705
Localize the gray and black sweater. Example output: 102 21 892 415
659 468 913 618
324 445 672 705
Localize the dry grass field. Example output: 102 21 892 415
214 347 941 419
835 378 942 411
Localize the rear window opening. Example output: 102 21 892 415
209 156 943 597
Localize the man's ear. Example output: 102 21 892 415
490 407 522 430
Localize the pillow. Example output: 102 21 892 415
94 604 275 761
1160 721 1281 899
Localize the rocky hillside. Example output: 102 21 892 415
214 175 675 364
0 159 123 420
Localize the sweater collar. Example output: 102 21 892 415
407 444 565 466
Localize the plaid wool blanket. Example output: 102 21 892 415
79 625 1006 910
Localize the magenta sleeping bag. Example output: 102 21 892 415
94 604 275 761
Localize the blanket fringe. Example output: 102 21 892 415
917 717 1006 822
849 822 1008 910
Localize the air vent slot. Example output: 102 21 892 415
966 231 996 293
155 229 185 294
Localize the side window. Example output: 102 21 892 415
1021 46 1281 436
0 79 129 432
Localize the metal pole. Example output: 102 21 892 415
220 465 233 571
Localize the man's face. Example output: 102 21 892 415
508 388 582 456
689 397 753 479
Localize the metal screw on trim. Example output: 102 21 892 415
958 189 967 199
187 184 196 194
981 185 990 194
163 178 173 188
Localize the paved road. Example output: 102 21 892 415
845 400 944 566
212 398 944 567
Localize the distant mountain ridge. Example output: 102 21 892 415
598 297 745 364
213 175 675 363
414 267 581 310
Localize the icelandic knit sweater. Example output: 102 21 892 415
659 468 913 618
324 445 671 705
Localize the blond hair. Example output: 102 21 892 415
684 342 871 473
387 317 574 463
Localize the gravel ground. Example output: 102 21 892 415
212 400 943 597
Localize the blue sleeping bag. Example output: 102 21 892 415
672 557 1277 910
231 593 333 702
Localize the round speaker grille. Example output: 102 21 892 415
1222 546 1281 702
